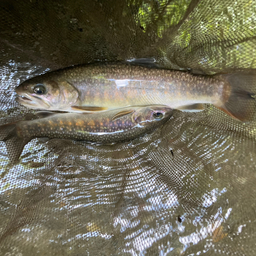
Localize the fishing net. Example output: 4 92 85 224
1 0 256 255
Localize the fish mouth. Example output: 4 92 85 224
16 93 51 109
18 95 32 101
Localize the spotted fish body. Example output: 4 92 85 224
0 105 173 163
16 62 256 121
17 106 172 143
16 63 226 111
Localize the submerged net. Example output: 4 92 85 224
0 0 256 255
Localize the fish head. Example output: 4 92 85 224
15 76 79 111
132 105 173 125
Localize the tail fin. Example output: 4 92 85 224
0 123 29 164
217 73 256 122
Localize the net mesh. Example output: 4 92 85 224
1 0 256 255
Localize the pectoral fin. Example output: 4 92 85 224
177 104 205 112
71 106 108 112
35 110 74 118
112 109 135 120
35 111 60 118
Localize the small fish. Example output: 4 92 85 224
16 62 256 121
0 105 173 163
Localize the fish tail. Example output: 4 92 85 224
0 123 29 164
217 73 256 122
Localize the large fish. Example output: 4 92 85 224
16 62 256 121
0 105 173 163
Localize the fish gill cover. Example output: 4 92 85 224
0 0 256 255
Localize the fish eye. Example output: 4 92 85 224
33 84 46 95
153 112 164 119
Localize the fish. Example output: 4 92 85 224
15 62 256 122
0 105 173 163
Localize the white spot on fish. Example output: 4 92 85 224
107 79 130 89
108 78 145 90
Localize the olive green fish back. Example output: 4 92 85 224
0 0 256 255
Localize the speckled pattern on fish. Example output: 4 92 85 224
16 62 256 121
0 105 173 163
